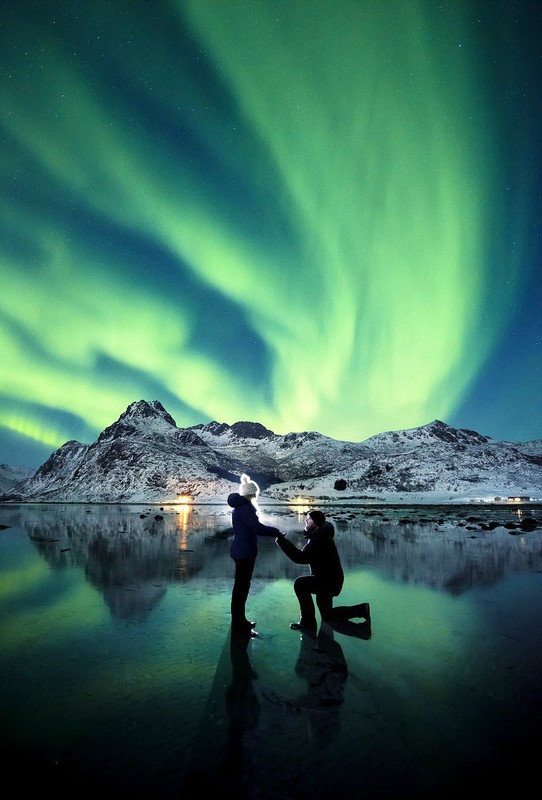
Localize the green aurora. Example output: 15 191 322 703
1 0 540 467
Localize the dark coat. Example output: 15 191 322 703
276 521 344 596
227 492 280 560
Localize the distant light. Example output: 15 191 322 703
175 497 193 536
289 496 315 506
176 495 193 504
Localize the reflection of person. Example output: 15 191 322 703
181 630 260 795
294 623 347 743
276 509 371 631
227 473 280 636
224 629 260 786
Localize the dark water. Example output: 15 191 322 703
1 502 541 799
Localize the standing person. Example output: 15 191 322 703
227 473 280 636
276 509 371 631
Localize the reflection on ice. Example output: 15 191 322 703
0 502 541 799
2 503 540 621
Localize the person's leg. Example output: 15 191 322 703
315 591 334 622
231 557 256 630
291 575 318 629
328 602 371 623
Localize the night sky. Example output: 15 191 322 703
1 0 541 469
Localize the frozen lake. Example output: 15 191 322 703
1 501 541 798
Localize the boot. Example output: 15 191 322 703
354 603 371 623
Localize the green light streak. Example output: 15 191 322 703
181 0 509 437
0 207 272 442
0 1 527 454
0 413 63 452
0 579 105 651
0 560 47 601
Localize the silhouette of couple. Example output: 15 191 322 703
227 473 371 639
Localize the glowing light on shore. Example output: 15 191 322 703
288 497 317 521
175 498 193 534
289 497 315 507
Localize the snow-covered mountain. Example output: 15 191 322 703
0 464 35 494
1 400 541 503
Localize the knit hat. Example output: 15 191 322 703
239 473 260 497
308 509 326 527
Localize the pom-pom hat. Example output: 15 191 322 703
239 473 260 497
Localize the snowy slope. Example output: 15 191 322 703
0 464 35 493
1 401 540 503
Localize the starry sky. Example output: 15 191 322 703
1 0 541 469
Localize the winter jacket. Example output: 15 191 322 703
227 492 280 560
276 521 344 596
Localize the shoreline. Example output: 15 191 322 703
1 499 541 510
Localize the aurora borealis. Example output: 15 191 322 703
1 0 541 468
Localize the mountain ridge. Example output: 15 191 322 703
1 400 540 503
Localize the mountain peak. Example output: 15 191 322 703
120 400 177 427
230 421 275 439
95 400 178 445
189 420 276 440
422 419 490 445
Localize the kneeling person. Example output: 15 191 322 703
276 510 370 630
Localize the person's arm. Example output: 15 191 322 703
245 505 280 538
276 534 311 564
257 521 281 538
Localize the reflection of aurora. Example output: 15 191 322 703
9 505 542 622
1 1 540 469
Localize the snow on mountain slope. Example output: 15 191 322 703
1 401 540 503
189 421 371 480
0 464 35 493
